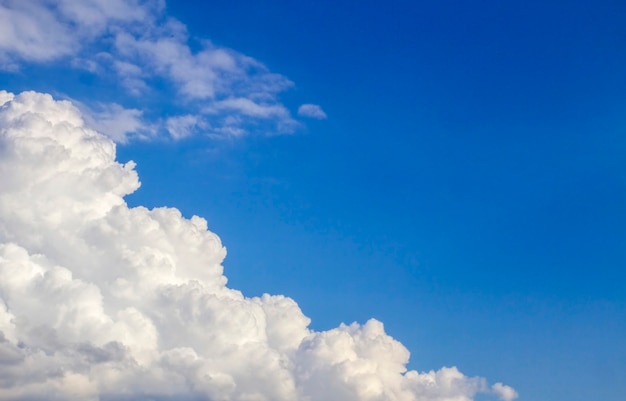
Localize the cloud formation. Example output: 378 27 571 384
298 104 327 120
0 90 516 401
0 0 303 140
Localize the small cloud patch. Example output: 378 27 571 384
298 104 327 120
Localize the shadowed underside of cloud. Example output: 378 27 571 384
0 0 314 141
0 90 517 401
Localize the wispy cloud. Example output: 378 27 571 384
0 1 76 65
298 104 327 120
0 0 156 63
0 0 309 140
77 101 151 143
166 114 206 140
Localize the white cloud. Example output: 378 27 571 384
0 1 75 63
0 90 516 400
166 114 206 140
55 0 156 32
298 104 327 119
113 31 231 100
212 98 291 118
492 382 519 401
0 0 305 139
0 0 156 63
75 101 150 143
112 60 148 94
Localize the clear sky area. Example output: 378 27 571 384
0 1 624 401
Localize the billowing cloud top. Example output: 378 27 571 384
0 91 517 400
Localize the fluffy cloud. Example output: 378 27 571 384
0 90 516 401
492 382 519 401
0 0 302 139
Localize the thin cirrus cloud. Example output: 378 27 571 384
0 89 518 400
0 0 310 141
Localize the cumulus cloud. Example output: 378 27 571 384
0 90 516 400
298 104 327 120
492 382 519 401
0 0 305 139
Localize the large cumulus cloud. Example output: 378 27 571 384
0 90 517 401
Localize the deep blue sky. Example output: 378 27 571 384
2 1 625 400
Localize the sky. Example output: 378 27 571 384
0 0 625 400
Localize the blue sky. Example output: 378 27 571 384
1 1 625 400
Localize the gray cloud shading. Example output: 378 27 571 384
0 90 517 401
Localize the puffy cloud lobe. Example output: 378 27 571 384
0 91 516 401
492 383 519 401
